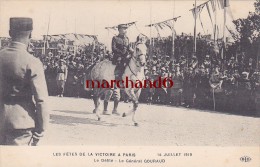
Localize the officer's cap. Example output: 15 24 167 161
118 24 128 30
10 17 33 31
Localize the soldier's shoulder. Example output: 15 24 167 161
27 54 44 69
112 35 121 40
0 47 9 56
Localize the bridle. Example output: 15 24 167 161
132 42 146 66
127 42 146 80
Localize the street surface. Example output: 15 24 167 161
41 97 259 146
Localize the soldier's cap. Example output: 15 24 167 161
206 55 210 58
118 24 128 30
230 57 235 60
10 17 33 31
175 64 180 66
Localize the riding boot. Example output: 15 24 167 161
103 101 110 115
112 100 120 115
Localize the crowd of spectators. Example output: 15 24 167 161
1 34 259 115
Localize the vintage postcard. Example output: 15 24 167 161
0 0 259 166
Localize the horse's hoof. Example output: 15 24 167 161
134 123 138 126
102 111 110 115
98 117 101 121
112 112 120 116
122 113 126 117
93 109 96 114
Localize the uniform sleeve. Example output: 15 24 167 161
29 58 49 133
112 37 123 55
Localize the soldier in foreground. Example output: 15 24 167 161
0 17 49 145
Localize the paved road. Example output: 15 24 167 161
41 97 260 146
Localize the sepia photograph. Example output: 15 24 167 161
0 0 259 166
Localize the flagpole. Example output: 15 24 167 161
92 17 95 64
223 0 227 69
214 0 218 42
149 2 153 75
193 0 197 55
172 0 175 61
44 13 51 56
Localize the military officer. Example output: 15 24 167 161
112 24 134 80
56 58 68 97
0 17 49 145
111 24 134 115
202 55 212 73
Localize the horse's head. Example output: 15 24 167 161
134 34 147 67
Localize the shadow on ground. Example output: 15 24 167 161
53 110 93 115
50 114 118 127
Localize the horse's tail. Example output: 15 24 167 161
84 64 96 91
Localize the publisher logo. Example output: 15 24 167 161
240 156 251 162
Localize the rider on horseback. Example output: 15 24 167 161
112 24 134 80
107 24 134 115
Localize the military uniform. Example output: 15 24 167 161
56 60 68 97
111 24 133 114
170 70 183 106
112 34 132 77
0 18 49 145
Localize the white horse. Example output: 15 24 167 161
85 35 147 126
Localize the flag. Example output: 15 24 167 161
191 4 205 19
224 0 229 7
154 25 161 38
206 2 213 25
210 0 216 12
217 0 224 9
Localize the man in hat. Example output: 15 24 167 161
202 55 212 72
110 24 134 115
56 57 68 97
179 55 187 70
0 17 49 145
112 24 134 79
189 54 198 70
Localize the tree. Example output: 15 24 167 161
232 0 260 66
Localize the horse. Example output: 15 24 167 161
85 35 147 126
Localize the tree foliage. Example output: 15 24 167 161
232 0 260 61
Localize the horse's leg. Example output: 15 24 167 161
92 88 98 113
122 89 140 126
95 96 102 121
103 89 113 115
93 96 98 113
112 88 120 115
